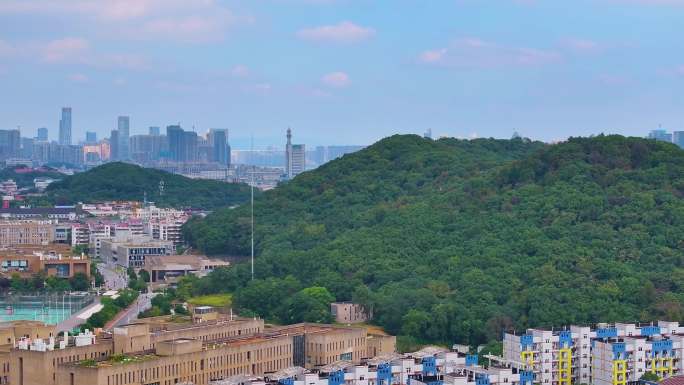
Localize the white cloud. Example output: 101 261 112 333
231 65 250 78
419 49 447 64
322 72 350 88
297 21 375 43
0 0 250 44
68 73 89 82
31 37 148 70
563 38 601 53
137 11 243 43
42 37 89 62
419 37 561 69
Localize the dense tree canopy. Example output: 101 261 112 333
45 162 254 209
184 134 684 346
0 166 63 189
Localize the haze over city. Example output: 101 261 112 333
1 0 684 147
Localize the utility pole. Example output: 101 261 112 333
250 134 254 281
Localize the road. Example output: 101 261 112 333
97 262 156 328
97 262 128 291
110 292 156 328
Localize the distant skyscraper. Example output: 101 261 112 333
167 125 184 162
183 131 198 162
424 128 432 139
36 127 48 142
86 131 97 144
0 129 21 160
117 116 130 160
21 137 34 159
285 128 305 179
59 107 72 145
209 129 229 165
130 134 165 162
648 129 672 142
110 130 119 161
149 126 160 136
673 131 684 149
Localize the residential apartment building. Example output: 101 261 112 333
503 321 684 385
147 219 185 246
210 345 524 385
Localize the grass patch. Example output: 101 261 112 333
187 293 232 308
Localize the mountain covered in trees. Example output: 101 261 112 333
183 134 684 347
45 162 253 209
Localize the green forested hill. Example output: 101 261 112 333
45 162 253 209
0 166 63 188
183 134 684 346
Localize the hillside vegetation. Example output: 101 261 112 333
183 134 684 346
46 162 253 209
0 166 63 188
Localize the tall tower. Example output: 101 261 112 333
59 107 72 145
117 116 130 160
285 128 292 178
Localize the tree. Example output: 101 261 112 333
46 276 71 292
72 244 89 256
127 267 137 280
69 272 90 292
280 286 335 324
179 135 684 346
10 274 28 292
640 372 660 382
138 269 151 283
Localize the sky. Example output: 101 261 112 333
1 0 683 148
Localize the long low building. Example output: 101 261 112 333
145 254 230 283
0 247 90 278
5 309 396 385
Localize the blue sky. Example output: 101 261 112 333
1 0 683 148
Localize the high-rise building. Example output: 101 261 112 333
648 129 672 142
117 116 130 160
130 134 166 163
149 126 161 136
0 129 21 160
183 130 198 162
285 128 305 179
167 125 184 162
110 130 119 161
36 127 48 142
58 107 72 145
21 137 34 159
85 131 97 144
166 125 198 163
673 131 684 149
209 128 229 165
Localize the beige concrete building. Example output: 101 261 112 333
330 303 369 324
5 314 394 385
0 221 54 246
0 248 90 279
145 255 230 284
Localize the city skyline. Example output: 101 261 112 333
1 1 684 145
